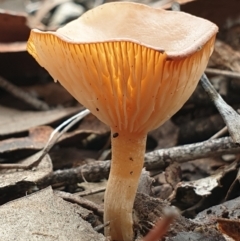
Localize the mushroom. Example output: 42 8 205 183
27 2 218 241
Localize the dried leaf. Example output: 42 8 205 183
171 162 238 211
217 218 240 241
0 186 105 241
0 105 81 136
0 126 53 157
0 10 29 49
180 0 240 27
0 152 52 191
165 162 181 188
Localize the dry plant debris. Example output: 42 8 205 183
0 105 81 136
0 0 240 240
0 186 105 241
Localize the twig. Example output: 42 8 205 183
39 160 110 187
54 190 104 216
39 137 240 186
145 137 240 170
0 76 50 111
200 73 240 143
0 163 30 169
94 222 110 232
205 68 240 80
209 126 228 140
75 187 106 197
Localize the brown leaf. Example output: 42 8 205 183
217 218 240 241
0 105 82 137
0 126 53 157
0 152 52 191
180 0 240 28
0 186 105 241
0 10 30 44
165 162 181 188
0 10 28 67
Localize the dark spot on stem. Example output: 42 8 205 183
96 108 99 111
112 133 119 138
130 171 133 175
129 157 133 161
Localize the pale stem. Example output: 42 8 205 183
104 129 147 241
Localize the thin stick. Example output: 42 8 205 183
39 137 240 186
205 68 240 79
0 76 50 111
145 136 240 169
75 187 106 197
54 190 104 216
209 126 228 140
200 73 240 143
94 222 110 232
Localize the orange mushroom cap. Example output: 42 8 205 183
27 2 217 134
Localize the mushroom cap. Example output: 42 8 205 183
27 2 218 133
31 2 217 59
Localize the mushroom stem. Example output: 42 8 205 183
104 130 147 241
